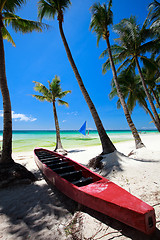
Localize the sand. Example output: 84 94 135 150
0 133 160 239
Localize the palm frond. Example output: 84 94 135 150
38 0 56 21
32 94 49 102
140 56 159 72
102 59 111 73
127 92 136 113
141 15 150 31
57 99 69 107
58 90 71 99
1 26 15 46
3 12 48 33
150 19 160 31
1 0 26 13
117 99 121 109
33 81 52 101
139 38 160 55
100 44 124 58
116 58 133 73
109 87 117 100
100 49 109 58
148 0 160 22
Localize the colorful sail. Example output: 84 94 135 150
79 121 86 136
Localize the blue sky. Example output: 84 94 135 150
0 0 157 131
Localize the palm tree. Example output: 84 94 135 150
112 16 160 129
32 76 71 155
109 67 160 130
90 1 144 149
38 0 116 154
0 0 46 181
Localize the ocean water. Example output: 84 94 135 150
0 130 158 152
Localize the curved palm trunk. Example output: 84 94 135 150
52 101 64 151
0 23 14 164
135 57 160 129
151 88 160 109
142 102 160 131
58 21 116 154
105 35 144 149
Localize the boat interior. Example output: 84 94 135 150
35 149 101 187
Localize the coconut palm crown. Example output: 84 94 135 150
0 0 47 46
90 0 113 45
38 0 71 21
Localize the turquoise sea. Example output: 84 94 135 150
0 130 158 152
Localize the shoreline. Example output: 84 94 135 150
1 133 160 239
1 129 159 153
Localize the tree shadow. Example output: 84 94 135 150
68 149 86 153
96 150 160 178
98 151 125 177
0 171 78 240
129 158 160 163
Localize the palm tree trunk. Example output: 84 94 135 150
142 102 160 132
135 56 160 129
105 35 144 149
0 23 13 164
52 101 63 151
151 88 160 109
58 20 116 154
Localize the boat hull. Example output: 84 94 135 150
34 148 156 235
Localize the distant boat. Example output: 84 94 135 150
79 121 87 136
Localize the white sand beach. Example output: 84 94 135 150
0 133 160 239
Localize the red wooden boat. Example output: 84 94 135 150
34 148 156 235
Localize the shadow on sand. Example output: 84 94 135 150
68 149 86 154
97 150 159 177
0 171 78 240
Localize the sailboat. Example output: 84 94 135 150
79 121 87 136
79 121 90 136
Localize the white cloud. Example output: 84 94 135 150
62 120 66 123
67 111 78 116
0 110 37 122
142 126 156 130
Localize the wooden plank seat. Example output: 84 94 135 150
41 159 62 164
46 161 69 169
50 165 75 174
38 156 61 161
71 177 93 187
60 170 82 182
